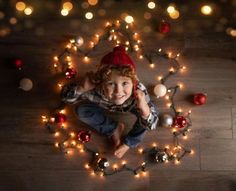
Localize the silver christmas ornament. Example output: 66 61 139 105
19 78 33 91
155 151 168 163
161 113 173 127
75 36 84 47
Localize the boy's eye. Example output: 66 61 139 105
107 82 115 86
122 81 129 86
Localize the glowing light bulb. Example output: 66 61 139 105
147 2 156 9
125 15 134 24
113 164 118 169
165 145 170 149
55 142 59 148
54 132 60 137
169 67 175 72
152 142 157 147
84 164 90 169
70 132 75 137
16 2 26 11
138 148 144 154
88 0 98 6
63 2 73 11
201 5 213 15
53 56 59 61
83 56 90 63
85 12 93 20
121 160 127 165
175 159 180 165
157 76 163 81
167 6 175 14
178 83 184 89
183 135 188 140
24 6 33 15
169 10 180 19
61 9 69 16
149 63 155 68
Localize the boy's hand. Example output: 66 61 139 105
78 72 95 93
136 89 150 119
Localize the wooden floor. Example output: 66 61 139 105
1 5 236 191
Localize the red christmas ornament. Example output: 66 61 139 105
65 68 77 79
193 93 207 105
174 116 188 128
14 59 23 70
78 130 91 143
159 21 171 34
54 113 67 123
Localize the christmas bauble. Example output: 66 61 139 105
154 84 167 98
161 113 173 127
54 113 67 123
174 116 188 128
193 93 207 105
155 151 168 163
78 130 91 143
14 59 23 70
75 36 84 47
159 21 171 34
97 157 109 170
65 68 77 79
19 78 33 91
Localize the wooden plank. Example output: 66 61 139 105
0 170 149 191
149 171 236 191
232 108 236 138
200 139 236 170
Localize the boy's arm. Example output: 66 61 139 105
61 72 95 104
136 83 159 130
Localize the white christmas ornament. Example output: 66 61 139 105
154 84 167 98
19 78 33 91
75 36 84 47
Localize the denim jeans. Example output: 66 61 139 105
75 102 147 148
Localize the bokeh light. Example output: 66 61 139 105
201 5 213 15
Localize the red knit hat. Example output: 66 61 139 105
100 46 136 70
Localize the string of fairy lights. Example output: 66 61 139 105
41 19 195 177
0 1 236 38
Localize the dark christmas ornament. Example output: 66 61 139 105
159 21 171 34
155 150 168 163
174 116 188 128
14 58 23 70
78 130 91 143
96 157 110 171
54 113 67 123
65 68 77 79
193 93 207 105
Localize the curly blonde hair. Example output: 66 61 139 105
92 65 138 86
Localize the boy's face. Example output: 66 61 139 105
103 71 133 105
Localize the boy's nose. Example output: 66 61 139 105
114 84 122 94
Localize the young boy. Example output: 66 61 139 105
61 46 158 158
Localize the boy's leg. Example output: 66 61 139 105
115 120 147 158
123 120 147 148
75 102 118 136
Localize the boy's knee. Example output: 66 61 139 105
75 105 86 117
75 103 102 118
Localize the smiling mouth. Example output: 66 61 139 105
114 95 125 99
